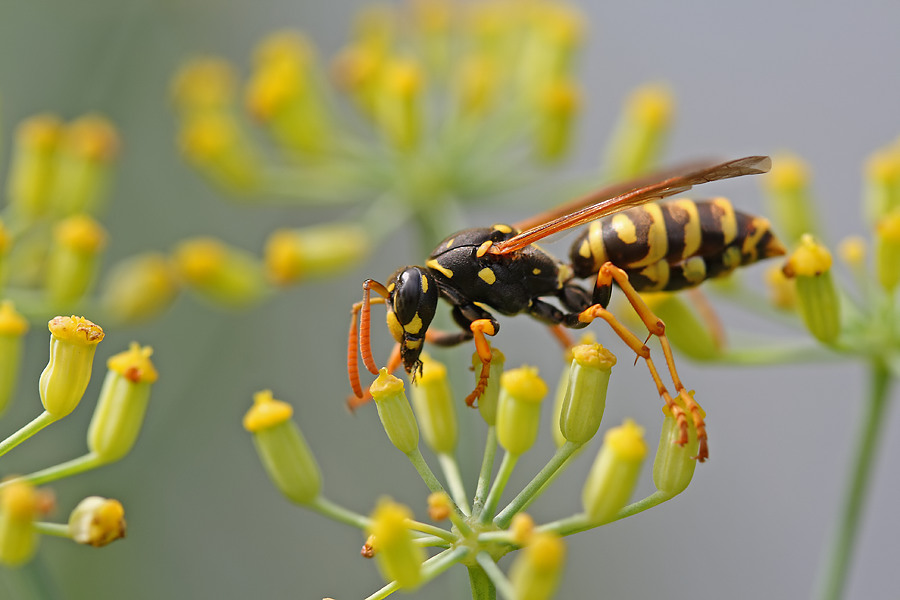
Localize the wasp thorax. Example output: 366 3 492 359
386 266 439 374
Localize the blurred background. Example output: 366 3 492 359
1 1 899 598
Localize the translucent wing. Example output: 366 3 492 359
492 155 772 256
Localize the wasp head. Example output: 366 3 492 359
386 266 439 377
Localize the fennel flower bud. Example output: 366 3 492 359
46 214 107 306
604 83 674 179
244 390 322 505
875 208 900 292
49 114 119 215
864 144 900 224
100 252 180 324
172 237 268 308
178 112 261 193
68 496 126 547
763 153 819 244
39 316 104 418
408 354 457 454
374 58 423 151
0 481 39 567
87 343 158 463
368 498 424 590
652 408 700 497
509 532 566 600
782 235 841 343
370 369 419 455
0 301 29 416
558 343 616 444
497 366 548 456
171 57 237 114
536 77 580 161
264 224 370 285
6 114 62 219
581 419 647 523
473 348 505 426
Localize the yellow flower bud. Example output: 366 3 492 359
368 498 424 590
171 57 237 114
782 235 841 343
509 532 566 600
264 224 370 285
652 409 700 496
497 366 548 455
864 144 900 223
581 419 647 523
0 481 39 567
178 113 261 193
875 208 900 292
604 83 674 179
455 54 499 116
100 253 180 324
87 343 157 463
49 115 119 215
46 214 107 306
5 114 62 219
764 264 797 310
763 153 820 244
244 391 322 505
67 496 126 547
536 77 580 161
510 512 535 546
408 354 457 454
427 491 452 522
370 369 419 455
172 237 268 308
0 301 29 416
473 348 505 426
374 58 423 151
557 343 615 444
39 316 104 418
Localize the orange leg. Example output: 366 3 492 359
346 342 403 412
464 319 498 408
584 262 709 461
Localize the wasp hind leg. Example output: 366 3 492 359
575 262 709 462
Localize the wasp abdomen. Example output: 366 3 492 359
570 197 785 289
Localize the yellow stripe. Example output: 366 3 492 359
642 203 668 267
587 220 606 268
671 198 701 259
712 197 737 244
611 213 637 244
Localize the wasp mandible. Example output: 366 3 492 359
348 156 785 461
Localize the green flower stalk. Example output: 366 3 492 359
67 496 126 547
509 532 566 600
0 301 28 416
244 390 322 506
39 315 105 419
0 481 39 567
497 366 548 456
370 369 420 455
603 82 673 179
557 342 615 444
368 498 425 590
45 213 107 306
5 114 62 220
652 407 700 497
581 419 647 523
171 236 268 308
781 234 841 344
87 343 158 463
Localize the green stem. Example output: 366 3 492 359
33 522 70 539
493 441 581 529
308 496 371 530
472 427 498 519
0 411 58 458
468 564 497 600
815 361 892 600
406 519 456 544
0 452 106 489
539 490 673 537
437 452 471 515
364 547 469 600
475 552 515 600
717 342 839 365
479 451 518 524
406 447 445 495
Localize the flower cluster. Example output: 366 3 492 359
0 313 157 566
246 342 701 599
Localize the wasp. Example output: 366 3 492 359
348 156 785 461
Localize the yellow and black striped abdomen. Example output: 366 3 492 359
569 197 785 291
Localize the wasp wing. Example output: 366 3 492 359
493 155 771 256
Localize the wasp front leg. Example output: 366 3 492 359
578 262 708 461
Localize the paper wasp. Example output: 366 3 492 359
348 156 785 461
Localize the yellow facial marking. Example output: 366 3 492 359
387 282 396 292
478 267 497 284
420 274 429 293
492 223 513 234
405 314 423 334
426 258 453 278
386 311 404 342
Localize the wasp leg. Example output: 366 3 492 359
580 262 708 462
346 342 403 412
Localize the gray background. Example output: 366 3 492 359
1 1 898 599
